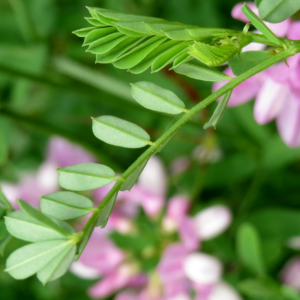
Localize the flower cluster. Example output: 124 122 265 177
214 2 300 147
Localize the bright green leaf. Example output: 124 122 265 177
204 90 232 129
281 286 300 300
72 27 98 38
88 33 127 55
165 28 198 40
120 159 149 191
145 22 190 36
41 191 94 220
83 27 117 46
228 51 270 76
92 116 151 148
87 7 115 25
37 244 76 284
96 192 118 228
171 53 192 69
241 4 283 46
6 240 71 280
17 199 70 237
5 210 71 242
237 223 265 276
259 0 300 23
84 17 106 27
152 42 192 72
115 21 153 35
255 0 263 6
129 40 182 74
57 163 116 191
174 62 232 82
96 37 144 64
131 81 186 114
113 36 167 69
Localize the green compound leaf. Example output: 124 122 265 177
96 193 118 228
164 28 198 40
113 36 167 69
204 90 232 129
5 240 72 280
41 191 94 220
5 210 73 242
228 51 270 76
237 223 266 276
188 28 236 38
96 37 144 64
171 53 192 69
83 27 117 46
17 199 70 238
145 22 192 36
151 42 193 72
92 115 151 148
84 17 106 27
57 163 116 191
129 40 182 74
115 21 154 36
37 244 76 285
241 4 283 46
88 33 127 54
131 81 187 114
174 62 232 82
120 159 149 191
259 0 300 23
72 27 98 38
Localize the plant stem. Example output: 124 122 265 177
80 44 300 245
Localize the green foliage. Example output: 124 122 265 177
237 223 265 276
258 0 300 23
92 115 152 148
40 192 94 220
204 90 232 129
5 240 73 280
174 62 232 82
5 210 72 242
57 163 116 191
241 4 283 46
131 81 187 114
228 51 270 76
255 0 263 6
96 193 118 228
281 286 300 300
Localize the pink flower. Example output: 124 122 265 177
213 3 300 147
281 257 300 291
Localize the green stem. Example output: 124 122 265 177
80 44 300 242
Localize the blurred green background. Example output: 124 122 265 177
1 0 300 299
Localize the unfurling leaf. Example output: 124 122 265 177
96 193 118 228
37 244 76 284
174 62 232 82
241 4 283 46
237 223 265 276
57 163 116 191
92 115 152 148
120 159 149 191
41 192 94 220
204 90 232 129
131 81 187 114
5 210 73 242
17 199 71 237
228 51 270 76
258 0 300 24
5 240 72 280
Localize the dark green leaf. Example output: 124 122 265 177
96 193 118 228
0 220 8 240
37 244 76 284
41 191 94 220
0 235 12 256
5 210 71 242
241 4 283 46
120 159 149 191
17 199 70 238
0 130 8 166
6 240 72 280
92 115 151 148
228 51 270 76
113 36 167 69
131 81 186 114
237 223 265 276
57 163 116 191
174 62 232 82
204 90 232 129
259 0 300 23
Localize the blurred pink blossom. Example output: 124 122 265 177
214 4 300 147
281 257 300 291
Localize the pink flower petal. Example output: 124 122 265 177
277 94 300 147
232 2 257 23
288 21 300 40
281 257 300 291
179 217 200 252
254 78 290 124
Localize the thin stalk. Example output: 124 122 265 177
81 44 300 241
